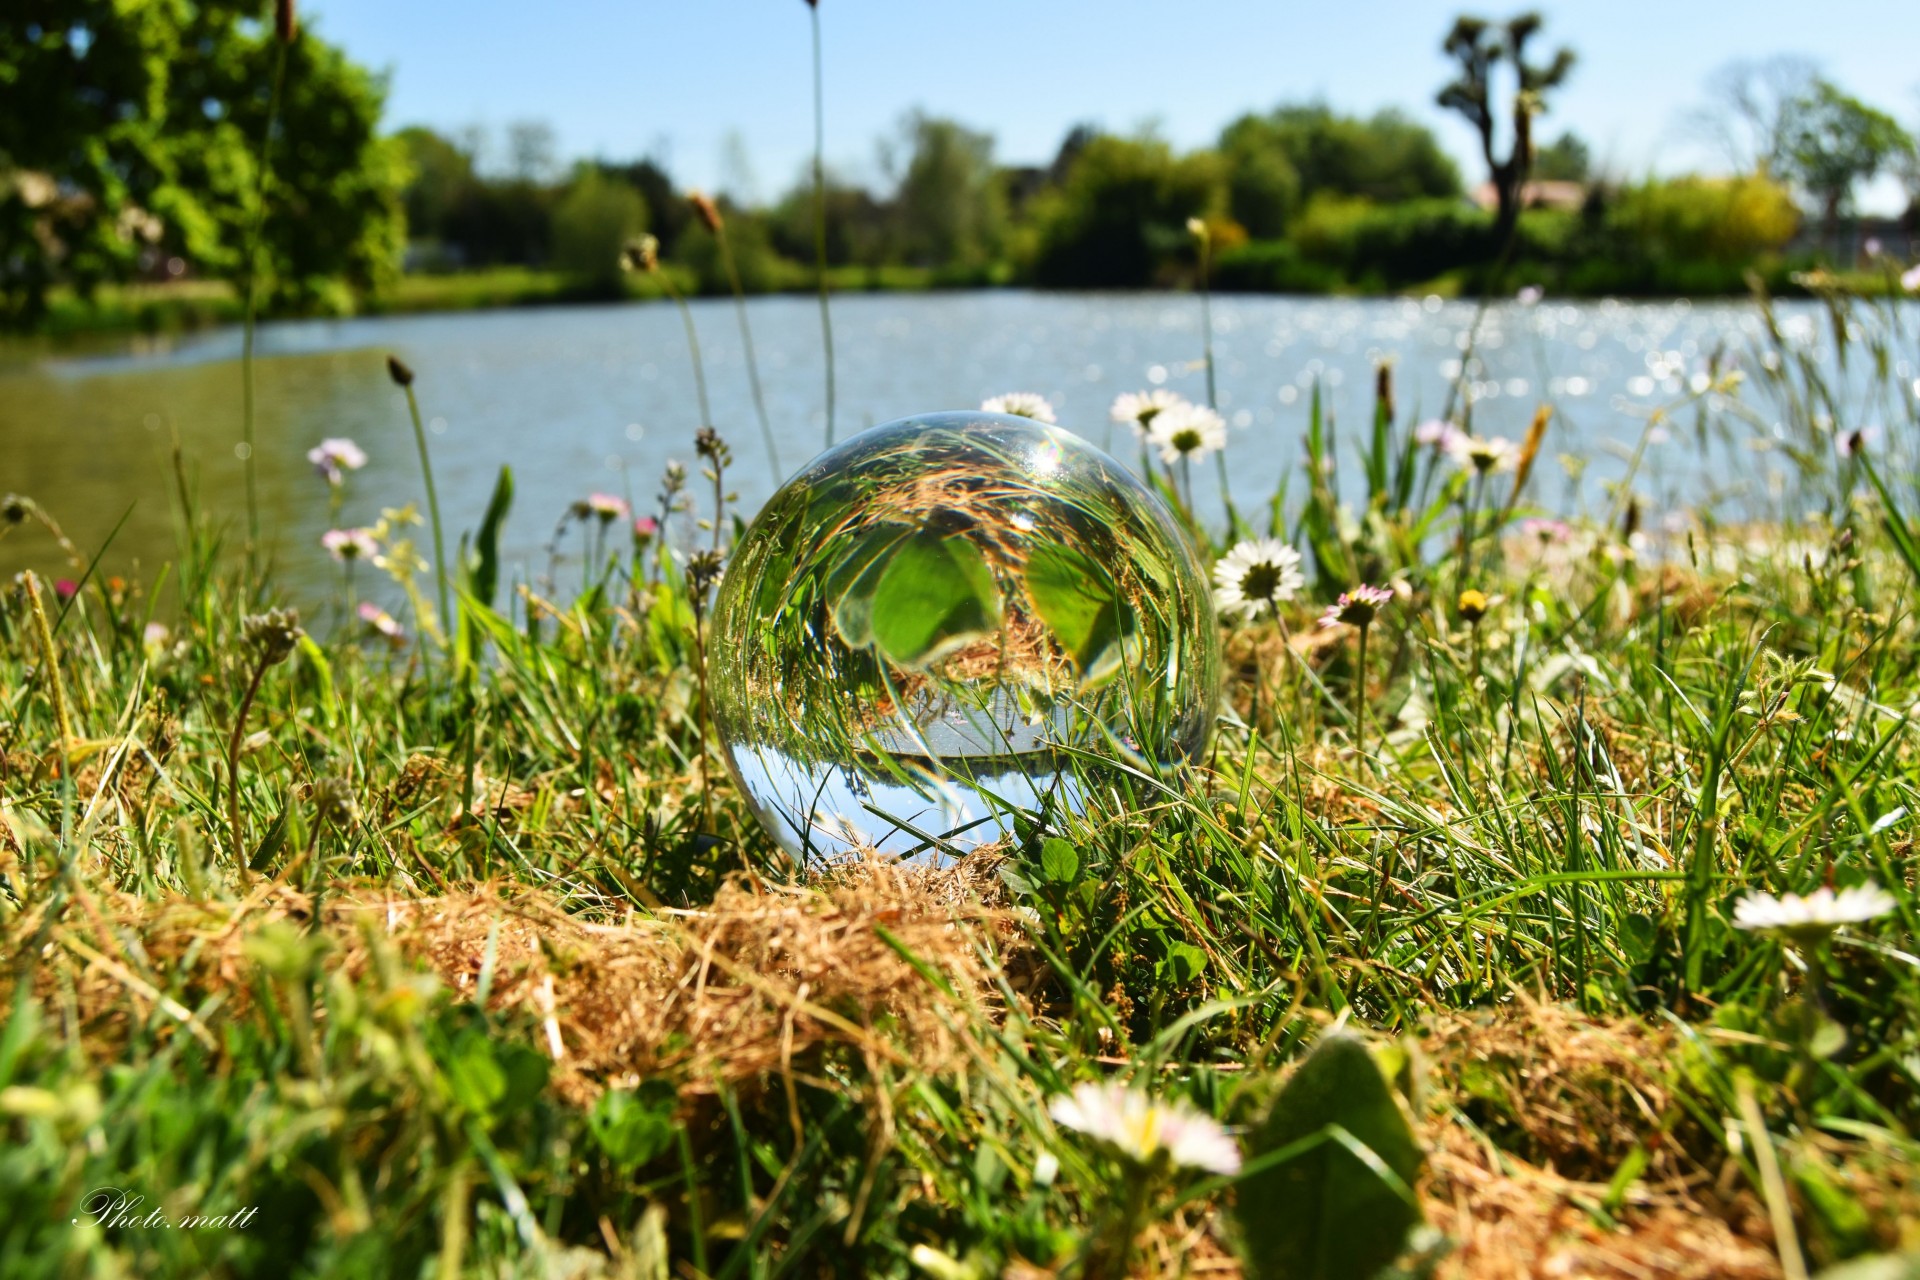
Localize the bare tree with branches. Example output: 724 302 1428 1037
1436 12 1576 246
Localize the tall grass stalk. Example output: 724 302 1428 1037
807 0 836 447
389 357 451 641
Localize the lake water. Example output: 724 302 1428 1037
0 289 1893 604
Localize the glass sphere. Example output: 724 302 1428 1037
709 411 1219 865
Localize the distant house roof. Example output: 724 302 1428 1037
1469 179 1587 212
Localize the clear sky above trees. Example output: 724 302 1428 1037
305 0 1919 209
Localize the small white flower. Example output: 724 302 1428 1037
1032 1150 1060 1187
1111 389 1187 437
1413 419 1463 450
307 437 368 485
1445 433 1516 474
1516 284 1544 306
1049 1079 1240 1175
982 392 1057 424
1212 539 1304 621
1903 263 1920 294
1146 402 1227 465
321 527 379 562
1733 882 1898 938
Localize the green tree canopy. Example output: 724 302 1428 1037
1027 134 1226 287
1780 80 1914 243
1 0 406 325
882 112 1006 269
550 168 647 288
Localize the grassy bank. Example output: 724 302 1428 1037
2 275 1919 1279
30 262 983 340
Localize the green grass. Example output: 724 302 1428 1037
2 274 1918 1279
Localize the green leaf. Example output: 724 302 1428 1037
828 522 913 649
1024 542 1128 675
1163 941 1208 984
1620 913 1659 964
469 465 514 607
588 1084 678 1170
1039 837 1079 885
247 809 291 873
1236 1031 1425 1280
868 531 1001 668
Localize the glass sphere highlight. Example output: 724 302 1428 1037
709 411 1219 864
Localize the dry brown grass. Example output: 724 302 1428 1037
4 857 1014 1109
6 867 1837 1278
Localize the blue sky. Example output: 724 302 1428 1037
305 0 1918 208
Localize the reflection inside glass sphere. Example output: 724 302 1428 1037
708 411 1219 865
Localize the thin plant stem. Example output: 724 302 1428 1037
657 270 713 429
715 226 781 475
400 382 452 641
239 37 291 585
1353 621 1370 758
1198 233 1216 411
809 1 836 447
226 654 271 870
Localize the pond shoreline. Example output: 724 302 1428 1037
24 261 1910 344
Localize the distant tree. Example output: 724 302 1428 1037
1436 11 1576 244
1779 81 1914 253
1688 56 1819 176
1027 134 1225 287
1048 125 1099 185
396 127 478 248
1220 104 1458 236
768 177 887 271
598 158 693 255
550 169 647 288
1532 130 1591 182
882 112 1006 269
0 0 406 325
1218 119 1301 238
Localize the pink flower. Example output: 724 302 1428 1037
1521 518 1572 544
582 493 629 522
321 527 379 562
1318 584 1393 630
1516 284 1544 306
1414 419 1463 451
1838 428 1876 458
307 438 368 485
54 579 77 599
633 515 659 541
358 601 405 646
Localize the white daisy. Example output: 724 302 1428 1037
1733 883 1898 938
1445 432 1516 474
1146 402 1227 465
1110 389 1187 437
982 392 1057 424
1049 1080 1240 1175
1212 539 1304 621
